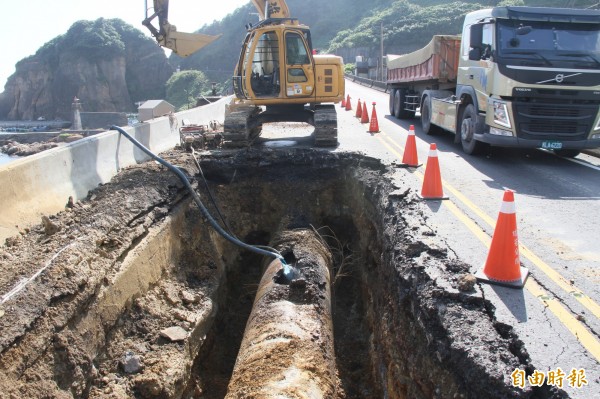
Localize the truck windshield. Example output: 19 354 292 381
497 19 600 55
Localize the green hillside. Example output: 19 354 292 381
172 0 600 87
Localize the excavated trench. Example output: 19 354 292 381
0 147 550 398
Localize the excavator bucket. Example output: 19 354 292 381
164 28 221 57
143 0 221 57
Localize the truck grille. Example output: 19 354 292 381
513 101 598 141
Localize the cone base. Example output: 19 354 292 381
417 194 449 201
393 162 422 169
475 266 529 289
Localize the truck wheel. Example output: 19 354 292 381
389 89 397 115
554 149 580 158
393 90 401 118
396 89 415 119
421 96 438 135
460 104 486 155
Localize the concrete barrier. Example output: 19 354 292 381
0 96 231 243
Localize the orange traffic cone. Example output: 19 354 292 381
341 96 346 108
355 99 362 118
475 190 529 288
345 95 352 111
419 143 448 200
368 102 379 133
395 125 421 168
361 102 369 123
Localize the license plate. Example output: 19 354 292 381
541 141 563 149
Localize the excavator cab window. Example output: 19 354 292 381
286 34 309 65
249 31 281 98
286 33 309 83
284 32 315 95
236 32 255 98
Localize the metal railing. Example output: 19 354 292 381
344 74 388 92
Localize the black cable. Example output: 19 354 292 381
189 147 235 236
189 147 283 257
110 126 287 267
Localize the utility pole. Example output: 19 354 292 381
380 22 384 82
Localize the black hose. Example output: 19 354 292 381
189 147 283 258
110 126 287 267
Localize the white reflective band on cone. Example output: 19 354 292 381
499 200 516 214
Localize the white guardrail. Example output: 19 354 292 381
0 96 230 243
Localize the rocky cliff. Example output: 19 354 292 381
0 18 173 121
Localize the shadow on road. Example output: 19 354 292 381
382 114 600 201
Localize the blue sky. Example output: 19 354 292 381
1 0 251 89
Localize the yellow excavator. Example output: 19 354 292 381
143 0 345 147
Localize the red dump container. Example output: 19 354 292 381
387 35 461 85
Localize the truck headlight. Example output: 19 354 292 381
492 100 511 128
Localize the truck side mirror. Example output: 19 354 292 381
469 48 482 61
470 24 483 49
468 24 484 61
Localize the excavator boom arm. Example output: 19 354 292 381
251 0 290 20
142 0 221 57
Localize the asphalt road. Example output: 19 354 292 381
334 80 600 397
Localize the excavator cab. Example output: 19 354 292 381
234 24 315 100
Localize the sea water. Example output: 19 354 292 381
0 152 17 166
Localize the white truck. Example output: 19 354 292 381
386 6 600 156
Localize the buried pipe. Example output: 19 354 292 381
225 229 338 398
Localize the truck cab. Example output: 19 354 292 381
457 6 600 155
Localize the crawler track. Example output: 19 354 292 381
223 104 338 148
222 106 262 148
313 105 338 147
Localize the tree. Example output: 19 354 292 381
63 19 125 60
165 70 209 110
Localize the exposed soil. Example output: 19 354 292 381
0 145 566 398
